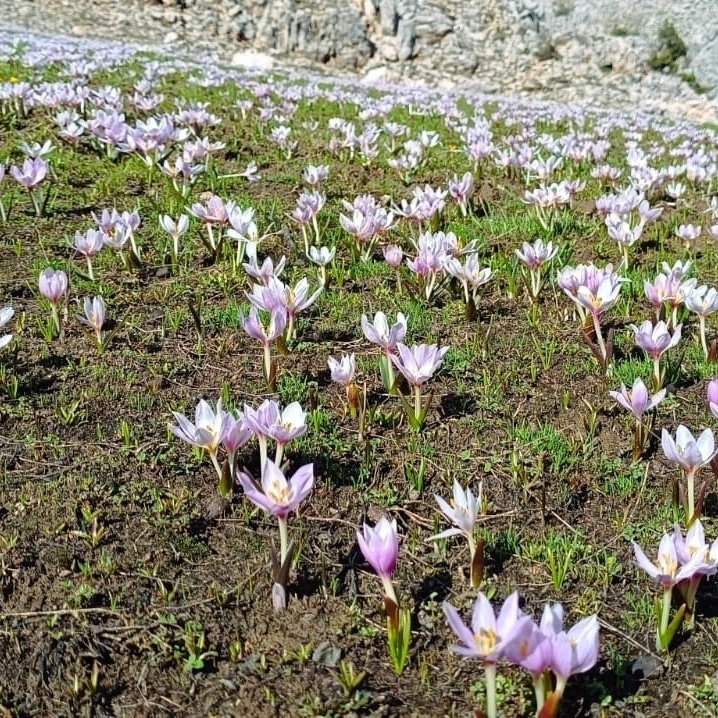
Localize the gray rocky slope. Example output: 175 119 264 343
3 0 717 123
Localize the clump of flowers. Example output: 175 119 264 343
443 591 599 718
633 524 716 650
168 398 251 497
558 262 623 371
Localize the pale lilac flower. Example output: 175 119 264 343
73 228 104 259
328 353 356 386
0 306 14 351
357 517 399 583
237 459 314 520
707 380 718 419
633 533 707 588
265 402 307 447
303 164 329 186
609 377 665 420
442 591 528 663
675 224 701 247
685 285 718 317
547 615 600 685
243 255 286 285
303 243 332 268
10 157 48 189
672 520 716 575
222 412 253 458
430 480 481 542
515 239 559 270
159 214 189 259
79 296 106 342
448 172 474 214
242 307 287 346
443 254 493 306
631 320 681 360
243 400 280 441
391 343 449 387
361 311 407 354
169 398 229 456
382 244 403 268
38 268 68 305
661 425 715 475
504 603 561 678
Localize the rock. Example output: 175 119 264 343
230 51 275 69
379 0 397 34
413 4 454 43
163 31 179 44
397 19 415 61
631 654 663 679
311 641 342 668
379 37 399 61
363 65 397 83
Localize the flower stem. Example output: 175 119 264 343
413 385 422 427
658 588 672 650
687 469 695 523
86 257 95 280
699 315 708 359
533 674 546 713
278 517 289 566
209 450 223 481
274 442 284 469
653 357 662 391
591 312 607 363
484 663 497 718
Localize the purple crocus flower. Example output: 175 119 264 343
707 380 718 419
442 591 528 663
609 377 665 420
38 268 68 305
391 342 449 387
242 307 287 347
633 533 708 589
328 353 356 387
169 398 229 458
661 425 715 475
361 311 407 354
10 157 48 189
631 320 682 360
357 516 399 584
547 615 600 687
237 459 314 520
